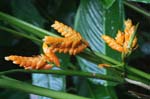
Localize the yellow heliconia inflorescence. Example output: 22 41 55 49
5 20 89 70
101 19 138 54
5 54 53 70
43 20 89 55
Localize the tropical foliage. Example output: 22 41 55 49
0 0 150 99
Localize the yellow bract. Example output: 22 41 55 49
98 64 110 68
101 19 138 54
5 54 53 70
43 20 89 55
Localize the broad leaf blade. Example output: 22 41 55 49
32 67 66 99
75 0 124 85
101 0 116 9
87 81 118 99
75 0 124 98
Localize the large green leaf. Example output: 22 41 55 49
127 0 150 3
101 0 116 9
32 67 66 99
87 81 117 99
75 0 124 98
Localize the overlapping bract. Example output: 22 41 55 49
43 20 89 55
5 54 53 70
5 20 88 70
102 19 138 54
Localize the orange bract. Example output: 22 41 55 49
115 30 124 46
102 35 124 52
5 54 53 70
51 20 81 38
43 20 89 55
42 42 60 66
101 19 138 54
98 64 110 68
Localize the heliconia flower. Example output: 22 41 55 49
4 54 53 70
43 20 89 55
101 19 138 54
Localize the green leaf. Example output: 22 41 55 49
32 67 66 99
87 81 118 99
0 12 57 38
11 0 45 28
101 0 116 9
0 26 42 44
127 0 150 3
75 0 124 98
0 77 90 99
75 0 124 84
75 79 118 99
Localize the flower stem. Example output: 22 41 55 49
82 50 150 80
0 26 42 44
0 69 123 83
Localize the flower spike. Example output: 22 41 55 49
5 55 53 70
101 19 138 55
43 20 89 55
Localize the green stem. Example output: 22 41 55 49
126 74 150 90
0 69 123 83
0 26 42 44
83 50 150 80
127 74 150 85
124 1 150 17
126 66 150 80
0 12 58 38
0 76 90 99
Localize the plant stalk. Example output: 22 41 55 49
0 69 123 83
124 1 150 17
0 26 42 44
83 50 150 80
0 12 58 38
0 76 90 99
